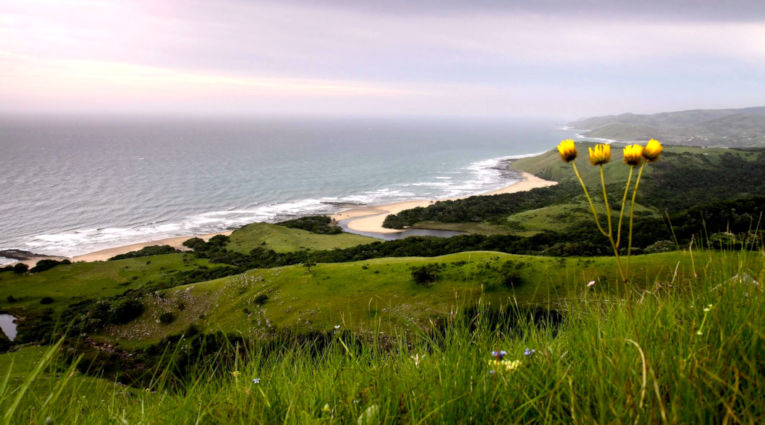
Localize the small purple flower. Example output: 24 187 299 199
252 378 260 384
524 348 536 357
489 370 496 375
491 350 508 359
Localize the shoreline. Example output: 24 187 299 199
330 171 557 234
5 169 557 266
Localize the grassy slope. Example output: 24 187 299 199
0 253 220 314
2 248 762 424
101 249 761 348
226 222 375 254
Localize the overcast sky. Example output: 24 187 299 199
2 0 764 119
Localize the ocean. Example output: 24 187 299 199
0 116 574 262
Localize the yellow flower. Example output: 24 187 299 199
622 144 644 166
231 370 241 377
642 138 662 162
557 139 577 163
588 144 611 165
488 359 522 373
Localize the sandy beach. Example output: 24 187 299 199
70 231 232 263
331 171 557 234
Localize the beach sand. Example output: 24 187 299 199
331 172 557 234
70 231 232 263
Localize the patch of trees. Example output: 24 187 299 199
108 245 180 261
278 215 342 234
383 183 579 229
30 259 70 273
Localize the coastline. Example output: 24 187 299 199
330 171 557 234
5 168 556 266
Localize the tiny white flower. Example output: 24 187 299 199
252 378 260 384
587 281 596 287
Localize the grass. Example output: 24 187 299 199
95 249 761 348
0 254 221 314
0 247 762 424
226 222 375 254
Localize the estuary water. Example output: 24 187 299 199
0 116 573 262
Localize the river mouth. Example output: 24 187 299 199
338 219 464 240
0 314 18 341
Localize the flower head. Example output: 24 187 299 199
587 280 596 287
491 350 508 360
588 144 611 166
622 144 644 166
642 139 662 162
524 348 536 357
488 359 522 373
252 378 260 384
231 370 241 378
557 139 577 163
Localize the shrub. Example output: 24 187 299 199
109 245 179 261
411 265 439 286
6 295 16 303
254 294 269 305
13 263 28 274
30 259 71 273
159 312 176 324
278 215 342 234
40 296 54 304
502 272 523 288
110 299 145 324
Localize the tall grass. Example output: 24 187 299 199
1 248 762 424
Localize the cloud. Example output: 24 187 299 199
1 0 764 116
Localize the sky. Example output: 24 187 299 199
1 0 765 119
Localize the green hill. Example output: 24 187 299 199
226 222 374 254
569 106 765 147
97 249 759 348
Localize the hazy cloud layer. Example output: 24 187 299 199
1 0 764 118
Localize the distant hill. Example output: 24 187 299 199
568 106 765 147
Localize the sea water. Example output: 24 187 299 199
0 115 574 261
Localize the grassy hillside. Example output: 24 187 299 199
98 249 761 347
568 106 765 147
226 222 375 254
0 253 222 315
1 247 762 424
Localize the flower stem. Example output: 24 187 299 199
571 162 608 238
600 165 626 282
627 162 647 275
616 165 634 248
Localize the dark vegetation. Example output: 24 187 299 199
29 259 70 273
277 215 342 234
109 245 181 261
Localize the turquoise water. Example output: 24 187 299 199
0 116 573 260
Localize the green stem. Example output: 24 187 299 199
600 165 626 282
571 162 608 238
627 162 647 275
616 165 634 248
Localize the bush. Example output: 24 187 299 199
254 294 269 305
30 259 71 273
40 296 54 304
502 272 523 288
6 295 16 303
411 265 439 286
13 263 28 274
159 312 176 324
110 299 145 324
109 245 180 261
278 216 342 234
